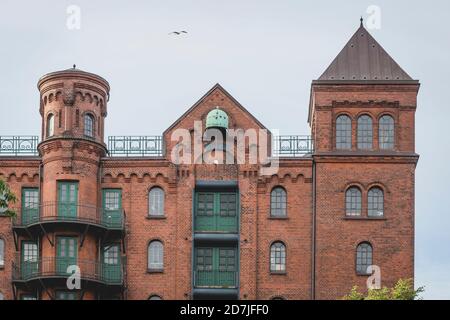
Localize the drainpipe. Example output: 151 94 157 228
311 159 316 300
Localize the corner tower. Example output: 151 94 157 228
310 20 420 299
37 66 109 206
11 67 125 300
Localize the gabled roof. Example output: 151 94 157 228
163 83 269 135
317 19 414 82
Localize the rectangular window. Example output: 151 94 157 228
57 181 78 218
197 193 214 216
219 194 237 217
22 188 39 224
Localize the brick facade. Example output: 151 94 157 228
0 23 419 300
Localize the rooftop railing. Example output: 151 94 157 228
0 136 39 156
0 135 314 157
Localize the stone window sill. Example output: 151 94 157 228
270 271 287 275
146 216 167 220
147 269 164 274
268 216 289 220
343 216 386 221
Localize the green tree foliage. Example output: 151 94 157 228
0 179 17 217
343 278 424 300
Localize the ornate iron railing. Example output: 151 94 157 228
107 136 163 156
12 202 125 230
0 136 39 156
0 135 314 157
272 135 314 156
12 257 123 285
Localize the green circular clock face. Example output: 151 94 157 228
205 107 229 129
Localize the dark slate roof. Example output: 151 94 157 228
317 21 413 81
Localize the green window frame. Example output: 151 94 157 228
22 188 39 224
102 189 122 227
57 181 78 218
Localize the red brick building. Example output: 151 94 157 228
0 22 419 300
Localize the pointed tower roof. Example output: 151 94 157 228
316 18 415 82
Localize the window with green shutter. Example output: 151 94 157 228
194 247 237 288
195 192 238 232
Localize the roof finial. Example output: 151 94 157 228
360 16 363 27
73 64 76 69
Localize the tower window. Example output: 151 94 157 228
148 240 164 271
368 187 384 217
336 115 352 149
46 114 54 137
356 242 373 275
149 187 165 216
84 114 94 137
270 187 287 217
346 187 362 216
379 115 395 150
357 115 373 149
270 241 286 273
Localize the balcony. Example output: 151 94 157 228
12 257 124 288
194 270 237 288
12 202 125 239
194 215 238 233
193 270 238 299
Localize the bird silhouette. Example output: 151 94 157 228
168 31 188 35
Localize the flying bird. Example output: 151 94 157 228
168 31 188 35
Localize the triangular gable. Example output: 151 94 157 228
163 83 269 135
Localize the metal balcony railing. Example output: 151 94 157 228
194 270 238 288
12 202 125 230
12 257 123 285
0 136 39 156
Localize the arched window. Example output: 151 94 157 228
336 115 352 149
379 115 394 150
149 187 165 216
84 114 94 137
346 187 362 216
270 242 286 273
46 114 54 137
357 115 373 149
148 295 162 300
0 238 4 267
270 187 287 217
356 242 373 275
148 241 163 270
368 187 384 217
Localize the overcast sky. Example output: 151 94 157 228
1 0 449 299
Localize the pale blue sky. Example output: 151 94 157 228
0 0 449 299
